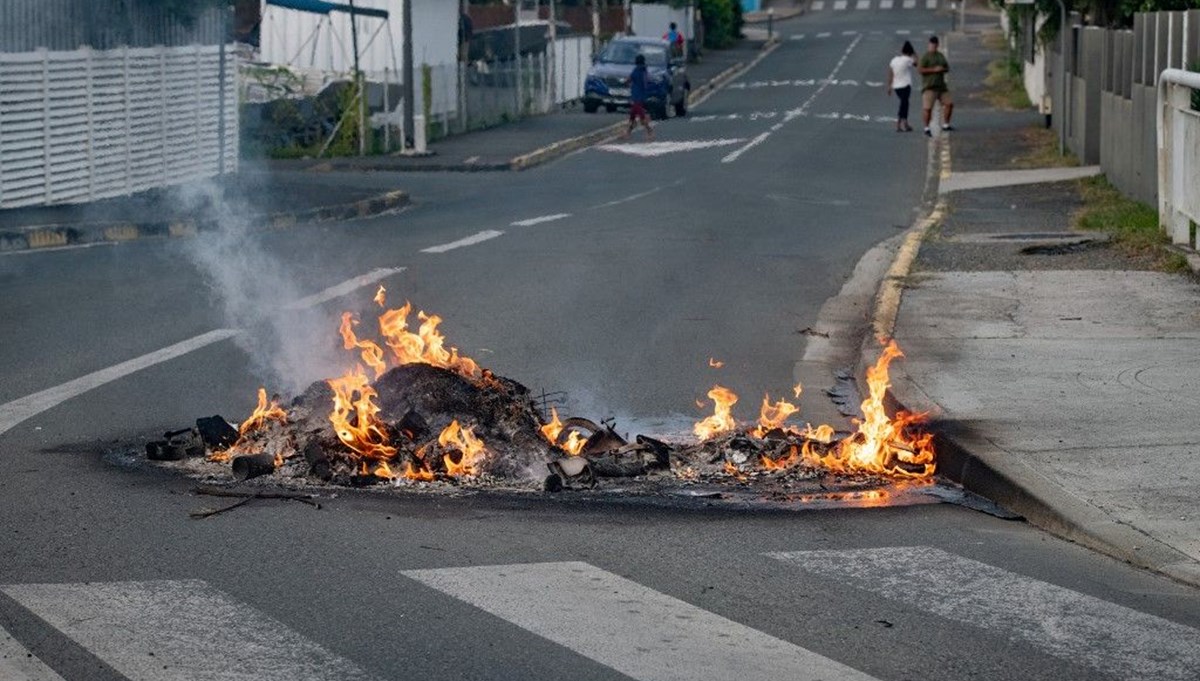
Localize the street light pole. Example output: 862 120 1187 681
402 0 415 150
1057 0 1068 157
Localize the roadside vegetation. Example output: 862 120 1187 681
1010 127 1080 169
982 32 1033 110
1074 176 1192 273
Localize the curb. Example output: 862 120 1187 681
744 7 806 24
0 189 409 253
863 136 1200 588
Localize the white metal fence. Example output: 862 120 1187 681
1156 69 1200 248
425 35 593 139
0 44 237 209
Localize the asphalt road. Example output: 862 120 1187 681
2 6 1199 681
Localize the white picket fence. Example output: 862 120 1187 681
0 44 237 209
1157 69 1200 248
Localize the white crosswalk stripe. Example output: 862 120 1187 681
812 0 825 9
833 0 848 9
0 625 64 681
855 0 871 9
808 0 938 9
904 0 917 7
768 547 1200 681
404 561 883 681
880 0 894 8
0 580 377 681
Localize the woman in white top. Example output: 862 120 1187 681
886 41 917 132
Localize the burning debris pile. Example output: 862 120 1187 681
145 288 936 493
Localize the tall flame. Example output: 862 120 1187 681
694 385 738 440
438 420 486 477
750 391 800 438
378 301 481 380
339 312 387 380
803 340 935 478
328 365 397 461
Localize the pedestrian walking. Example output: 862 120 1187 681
886 40 917 132
918 35 954 137
624 54 654 141
663 22 685 58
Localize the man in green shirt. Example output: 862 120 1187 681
918 35 954 137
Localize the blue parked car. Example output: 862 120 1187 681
583 37 690 120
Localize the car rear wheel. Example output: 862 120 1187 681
584 100 599 113
674 94 688 117
605 104 617 113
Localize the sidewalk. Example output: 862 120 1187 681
882 19 1200 585
0 38 768 251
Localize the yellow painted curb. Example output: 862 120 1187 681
103 224 140 241
26 229 68 249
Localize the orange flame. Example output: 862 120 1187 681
209 388 287 462
339 312 387 380
539 407 588 455
327 365 397 461
804 423 835 443
803 340 935 478
373 284 387 307
403 459 436 482
750 392 800 438
378 302 481 379
762 444 801 470
694 385 738 440
438 420 486 477
239 387 287 436
373 460 396 479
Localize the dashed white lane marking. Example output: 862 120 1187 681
510 213 570 227
769 547 1200 681
812 0 825 8
723 34 862 164
816 31 832 37
0 625 64 681
420 229 504 253
1 580 377 681
597 139 745 157
0 242 118 258
842 30 858 35
284 266 406 310
833 0 848 9
403 561 883 681
0 266 404 437
593 183 675 209
0 328 240 437
896 28 911 34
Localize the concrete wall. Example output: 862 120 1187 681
1026 9 1200 206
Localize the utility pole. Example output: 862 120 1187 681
402 0 415 149
514 1 522 116
548 0 557 108
592 0 601 47
348 0 364 155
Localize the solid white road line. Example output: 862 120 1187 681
510 213 571 227
1 580 376 681
0 625 64 681
403 561 882 681
420 229 504 253
283 266 406 310
0 267 404 437
723 35 862 164
769 547 1200 681
0 329 239 437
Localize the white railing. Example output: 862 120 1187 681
0 44 237 209
1157 68 1200 248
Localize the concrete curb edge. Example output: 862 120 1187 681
0 189 410 253
863 135 1200 588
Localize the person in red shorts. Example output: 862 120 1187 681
623 54 654 141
